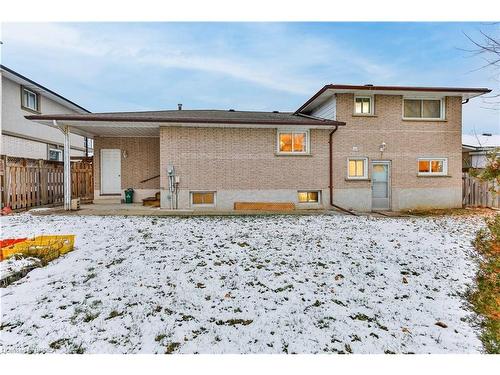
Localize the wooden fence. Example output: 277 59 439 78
0 156 93 210
462 172 500 209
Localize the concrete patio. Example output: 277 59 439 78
28 203 350 217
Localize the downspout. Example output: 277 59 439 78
329 126 356 216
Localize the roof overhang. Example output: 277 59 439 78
1 65 90 114
26 115 345 138
297 84 492 114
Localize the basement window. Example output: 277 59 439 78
298 191 320 203
417 158 448 176
277 130 309 154
347 157 368 179
191 191 216 206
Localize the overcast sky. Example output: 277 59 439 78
1 22 498 134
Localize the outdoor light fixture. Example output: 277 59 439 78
122 150 128 159
379 142 386 152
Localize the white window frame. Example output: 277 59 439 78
297 190 321 204
276 130 310 155
417 157 448 176
354 95 374 115
21 87 39 112
402 97 445 120
190 191 216 207
347 157 369 180
48 148 63 161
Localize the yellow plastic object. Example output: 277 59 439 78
0 235 75 261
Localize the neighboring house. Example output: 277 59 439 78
26 84 490 212
0 65 92 160
462 133 500 171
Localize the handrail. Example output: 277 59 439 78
139 174 160 184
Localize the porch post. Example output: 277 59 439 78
54 120 72 210
63 125 71 210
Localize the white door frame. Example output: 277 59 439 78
100 149 122 195
371 160 391 211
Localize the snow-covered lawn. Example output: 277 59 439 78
0 213 484 353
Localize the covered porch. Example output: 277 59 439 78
25 117 161 210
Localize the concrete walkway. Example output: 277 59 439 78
28 203 351 217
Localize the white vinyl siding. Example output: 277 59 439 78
310 95 336 120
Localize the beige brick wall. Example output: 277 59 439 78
159 127 330 193
332 94 462 192
94 137 160 191
93 93 463 211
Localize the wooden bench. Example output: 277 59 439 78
234 202 295 211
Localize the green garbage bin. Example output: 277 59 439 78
124 188 134 203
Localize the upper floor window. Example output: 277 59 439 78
403 98 444 120
21 87 40 112
354 96 373 115
277 130 309 154
418 158 448 176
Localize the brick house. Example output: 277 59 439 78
26 84 490 212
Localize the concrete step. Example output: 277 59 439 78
94 196 121 204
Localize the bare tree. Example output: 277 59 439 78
464 24 500 106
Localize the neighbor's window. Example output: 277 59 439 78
191 191 215 206
21 87 39 112
354 96 373 115
298 191 319 203
48 148 62 161
403 98 443 119
347 157 368 179
417 158 448 176
278 131 308 154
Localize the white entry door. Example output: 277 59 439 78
371 161 391 210
100 149 121 194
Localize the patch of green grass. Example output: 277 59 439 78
155 334 167 342
165 342 180 354
215 319 253 326
105 310 123 320
49 338 70 350
469 214 500 354
83 312 100 323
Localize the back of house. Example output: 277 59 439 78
26 83 490 212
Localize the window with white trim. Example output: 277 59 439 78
417 158 448 176
21 87 39 112
48 148 63 161
347 157 368 179
354 96 373 115
403 98 444 119
277 130 309 154
298 191 320 203
190 191 216 206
